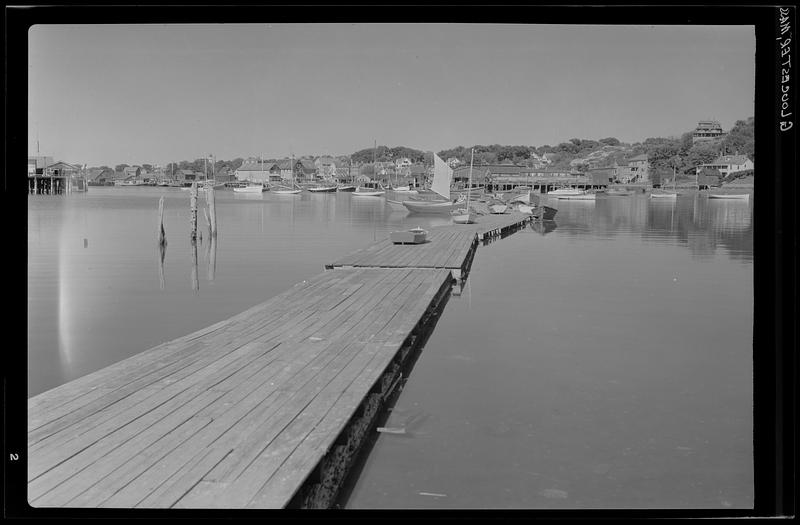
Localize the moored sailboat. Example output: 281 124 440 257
403 153 464 215
452 148 477 224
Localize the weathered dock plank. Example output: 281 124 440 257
28 268 453 508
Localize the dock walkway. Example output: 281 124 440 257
28 212 531 509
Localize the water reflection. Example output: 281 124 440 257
158 242 166 290
530 220 558 236
547 193 752 263
190 238 199 292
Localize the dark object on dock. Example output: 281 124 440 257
389 227 428 244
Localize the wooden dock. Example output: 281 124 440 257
327 212 531 279
28 212 531 509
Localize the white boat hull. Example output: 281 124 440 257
708 193 750 200
547 188 585 196
452 212 477 224
233 185 266 193
352 191 385 197
650 192 677 199
556 193 596 200
402 200 459 215
386 199 409 211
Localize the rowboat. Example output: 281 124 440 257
556 193 596 200
386 199 409 211
306 184 338 193
489 203 509 213
708 193 750 200
519 204 558 221
233 183 267 193
352 186 385 197
336 185 356 192
649 191 678 199
547 187 585 196
389 227 428 244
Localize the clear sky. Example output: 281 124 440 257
28 23 755 167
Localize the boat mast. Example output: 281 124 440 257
466 148 473 213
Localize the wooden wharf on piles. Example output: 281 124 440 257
28 213 532 509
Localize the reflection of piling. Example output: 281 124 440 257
157 196 167 247
203 207 211 239
158 242 167 290
190 183 198 242
208 187 217 237
191 237 199 292
208 232 217 281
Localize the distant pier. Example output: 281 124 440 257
28 213 532 509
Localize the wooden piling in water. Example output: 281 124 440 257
189 183 198 242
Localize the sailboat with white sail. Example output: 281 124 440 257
402 153 464 214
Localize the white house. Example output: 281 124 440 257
698 155 754 177
446 157 461 168
394 157 412 169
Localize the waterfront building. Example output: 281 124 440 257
613 154 650 184
234 158 277 184
697 155 754 177
86 167 115 186
27 157 84 194
586 166 616 185
314 156 337 180
692 120 726 143
452 165 490 187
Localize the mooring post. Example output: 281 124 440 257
157 196 167 247
190 182 198 241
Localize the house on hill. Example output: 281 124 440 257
692 120 726 143
697 155 753 177
123 166 141 180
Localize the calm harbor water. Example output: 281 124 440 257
27 187 753 509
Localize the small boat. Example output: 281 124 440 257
389 185 418 194
556 192 596 200
307 184 338 193
389 227 428 244
451 210 476 224
386 199 409 211
273 186 302 194
489 203 509 214
233 183 267 193
649 191 678 199
708 193 750 200
547 187 585 196
273 153 302 194
651 172 680 199
352 187 385 197
513 188 558 220
336 185 356 192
